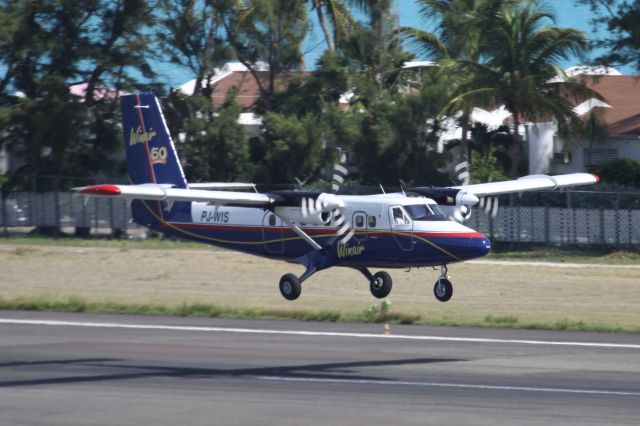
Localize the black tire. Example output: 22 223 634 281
279 273 301 301
434 278 453 302
370 271 392 299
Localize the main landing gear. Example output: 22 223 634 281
278 268 393 301
358 269 392 299
434 265 453 302
277 263 453 302
279 273 302 301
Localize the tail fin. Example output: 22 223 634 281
121 93 188 189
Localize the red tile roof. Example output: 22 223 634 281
210 71 310 109
579 75 640 136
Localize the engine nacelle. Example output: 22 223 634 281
406 187 479 208
273 206 332 226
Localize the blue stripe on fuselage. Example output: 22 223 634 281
150 220 491 268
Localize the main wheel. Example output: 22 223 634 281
279 273 301 301
370 271 392 299
434 278 453 302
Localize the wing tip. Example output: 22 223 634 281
591 174 600 183
75 184 122 196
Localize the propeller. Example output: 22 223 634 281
301 148 354 244
478 195 499 218
450 161 476 222
331 149 348 192
454 161 470 185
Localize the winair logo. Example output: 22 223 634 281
201 210 230 223
337 243 365 259
129 126 157 146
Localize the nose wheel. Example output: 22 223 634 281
433 265 453 302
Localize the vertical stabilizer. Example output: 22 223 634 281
120 93 188 188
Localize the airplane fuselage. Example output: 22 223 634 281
134 194 491 270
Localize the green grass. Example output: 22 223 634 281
1 296 637 333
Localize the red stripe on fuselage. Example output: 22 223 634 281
415 232 486 239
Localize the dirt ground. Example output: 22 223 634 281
0 244 639 329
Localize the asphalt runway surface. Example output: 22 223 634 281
0 311 639 425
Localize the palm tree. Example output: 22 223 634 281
309 0 354 52
447 0 598 177
401 0 512 168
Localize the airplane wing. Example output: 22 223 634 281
73 184 272 206
453 173 599 197
187 182 257 190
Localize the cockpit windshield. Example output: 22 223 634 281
404 204 448 221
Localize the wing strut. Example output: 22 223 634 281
281 219 323 251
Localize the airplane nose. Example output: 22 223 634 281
468 236 491 258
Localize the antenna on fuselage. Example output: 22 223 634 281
399 180 406 197
379 184 386 195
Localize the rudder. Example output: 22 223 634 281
121 93 188 188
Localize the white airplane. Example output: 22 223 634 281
75 93 599 302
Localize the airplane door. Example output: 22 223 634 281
262 212 284 254
352 211 368 242
388 206 414 251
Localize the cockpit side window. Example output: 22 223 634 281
392 207 410 225
404 204 448 221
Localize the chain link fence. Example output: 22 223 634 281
1 189 639 248
1 191 135 236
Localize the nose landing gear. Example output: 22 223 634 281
434 265 453 302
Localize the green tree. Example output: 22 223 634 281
259 112 325 184
332 1 414 109
401 0 512 168
448 0 596 177
164 91 250 182
309 0 354 53
595 158 640 188
83 0 154 105
223 0 308 112
0 0 155 191
576 0 640 72
352 68 451 185
157 0 233 96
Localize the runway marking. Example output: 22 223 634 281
255 376 640 397
1 318 639 349
469 260 640 269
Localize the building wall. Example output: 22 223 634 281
549 135 640 174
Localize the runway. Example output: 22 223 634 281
1 311 639 425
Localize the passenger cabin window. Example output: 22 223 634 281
368 216 376 228
392 207 410 225
268 214 276 226
355 214 365 228
404 204 448 221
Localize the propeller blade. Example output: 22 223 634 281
331 149 348 193
483 197 493 215
490 196 499 218
454 161 470 185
